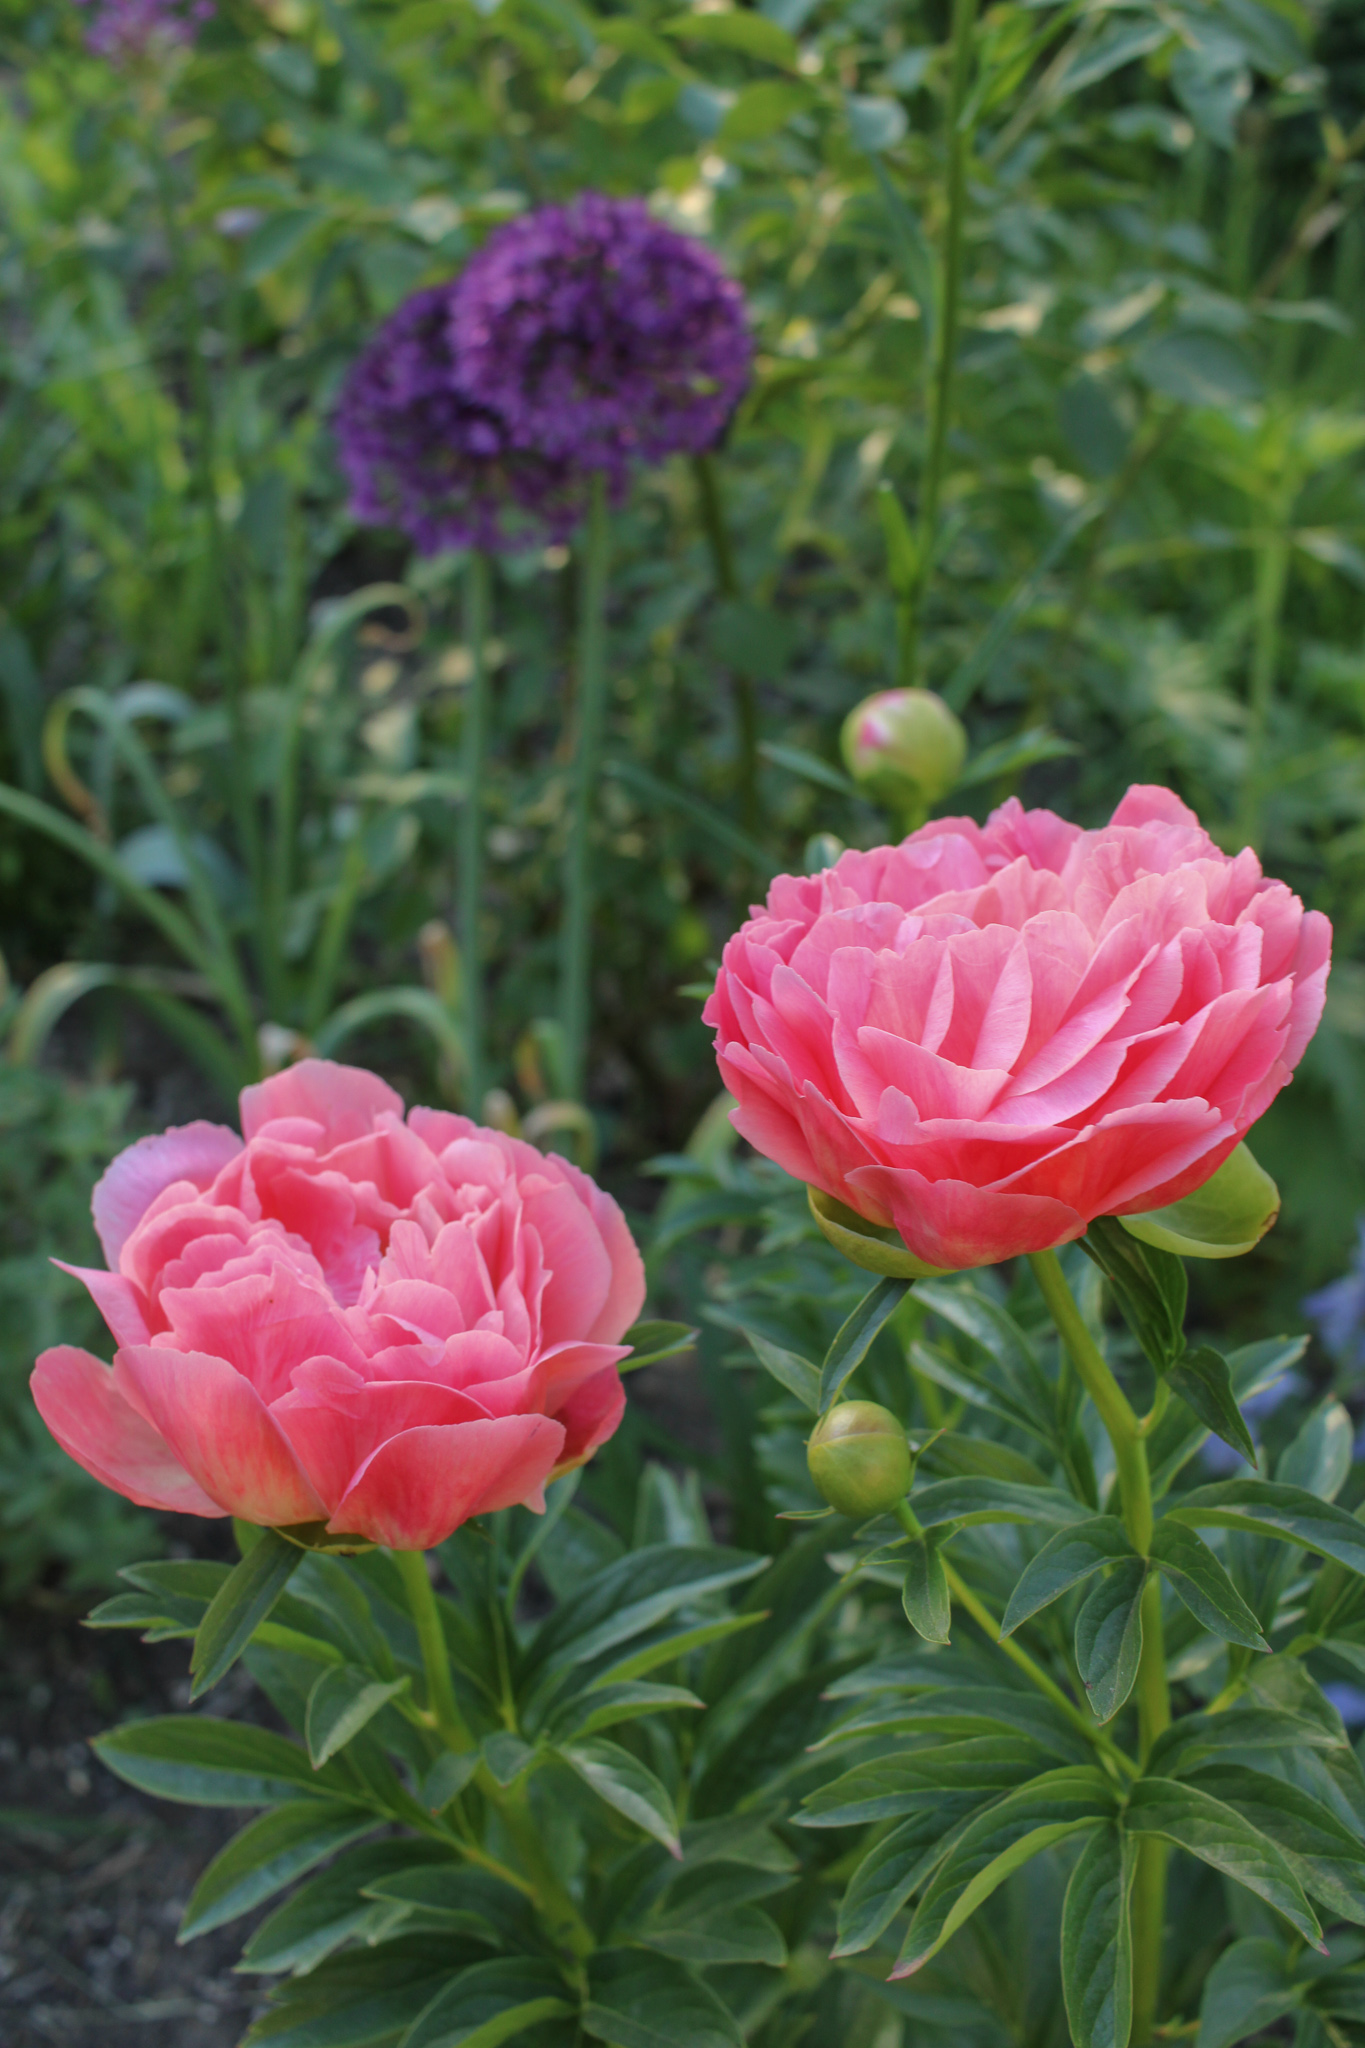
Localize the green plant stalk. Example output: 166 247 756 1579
906 0 980 684
460 553 491 1111
560 473 610 1105
1238 524 1291 853
393 1548 472 1752
693 454 759 836
1029 1249 1169 2043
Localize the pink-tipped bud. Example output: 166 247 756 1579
840 689 966 817
807 1401 913 1518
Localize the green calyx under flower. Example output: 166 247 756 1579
1120 1142 1280 1260
807 1400 913 1518
807 1186 950 1278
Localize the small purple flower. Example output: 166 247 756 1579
333 284 591 556
74 0 213 61
1305 1220 1365 1369
449 193 752 483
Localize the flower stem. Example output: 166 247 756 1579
560 473 610 1105
1028 1248 1170 2042
393 1548 472 1752
905 0 980 684
460 552 491 1112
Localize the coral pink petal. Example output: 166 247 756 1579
273 1365 493 1514
239 1058 404 1146
31 1345 224 1516
157 1263 368 1401
551 1366 627 1475
54 1264 152 1349
115 1344 326 1525
330 1415 566 1548
92 1122 243 1267
848 1164 1082 1269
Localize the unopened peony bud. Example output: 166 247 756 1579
808 1401 913 1517
840 689 967 825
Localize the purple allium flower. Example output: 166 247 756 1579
1306 1220 1365 1368
449 193 752 482
74 0 213 61
333 284 591 555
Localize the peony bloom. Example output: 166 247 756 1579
333 284 592 556
449 193 753 486
31 1061 644 1550
706 786 1330 1272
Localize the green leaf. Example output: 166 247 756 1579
910 1476 1091 1532
397 1959 574 2048
1148 1521 1269 1650
242 1935 466 2046
1279 1400 1354 1502
589 1609 767 1687
801 1736 1063 1827
894 1768 1115 1976
1183 1765 1365 1926
1166 1346 1257 1465
1075 1560 1147 1723
1122 1144 1280 1260
819 1276 913 1410
846 92 907 152
361 1867 531 1950
877 481 919 597
240 1844 455 1976
739 1326 821 1411
832 1801 992 1957
1166 1482 1365 1576
1196 1935 1307 2048
548 1682 704 1742
179 1802 378 1942
952 725 1077 793
902 1537 952 1645
620 1320 697 1372
1151 1705 1348 1780
582 1949 743 2048
242 208 326 283
1148 1337 1306 1496
94 1717 349 1808
717 80 814 143
643 1905 786 1967
1081 1217 1187 1376
526 1546 766 1688
1134 330 1261 409
1000 1517 1134 1638
561 1738 681 1855
1125 1777 1323 1944
807 1187 945 1277
661 9 797 67
480 1733 534 1787
421 1751 480 1816
306 1665 411 1768
1062 1822 1134 2048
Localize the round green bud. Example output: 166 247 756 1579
807 1401 913 1518
840 689 967 818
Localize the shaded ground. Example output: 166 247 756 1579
0 1603 267 2048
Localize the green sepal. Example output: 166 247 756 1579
807 1186 948 1280
1121 1143 1280 1260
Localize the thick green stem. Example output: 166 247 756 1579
393 1548 472 1752
905 0 979 684
1028 1249 1169 2041
460 554 491 1112
560 474 610 1105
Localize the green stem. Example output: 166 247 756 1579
560 474 610 1105
906 0 979 684
1238 523 1291 854
694 453 759 841
1028 1250 1169 2042
393 1548 472 1752
460 553 491 1111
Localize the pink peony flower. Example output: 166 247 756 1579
705 786 1331 1272
31 1061 645 1550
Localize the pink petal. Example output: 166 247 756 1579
157 1262 367 1403
53 1264 151 1348
239 1059 403 1146
1108 785 1203 832
115 1344 326 1525
329 1414 566 1547
92 1122 242 1267
848 1164 1081 1269
31 1345 224 1516
551 1366 627 1475
272 1362 493 1513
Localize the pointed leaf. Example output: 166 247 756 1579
832 1799 992 1956
819 1276 912 1410
800 1736 1054 1827
643 1906 786 1967
1183 1764 1365 1926
902 1538 951 1644
526 1546 766 1684
561 1738 681 1855
739 1326 820 1411
1148 1522 1268 1650
549 1682 704 1742
190 1529 302 1700
582 1949 743 2048
1126 1777 1323 1944
1167 1483 1365 1576
1278 1400 1354 1502
1196 1935 1307 2048
94 1717 350 1807
1001 1517 1134 1637
306 1665 410 1768
180 1802 378 1941
397 1958 573 2048
1081 1217 1186 1375
620 1321 697 1373
1167 1346 1256 1466
1062 1821 1134 2048
909 1477 1091 1531
240 1844 456 1976
1075 1560 1147 1723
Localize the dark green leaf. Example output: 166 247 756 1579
902 1538 951 1645
739 1326 821 1411
582 1950 743 2048
242 1935 468 2046
190 1529 303 1701
1167 1346 1257 1466
479 1733 534 1787
1148 1521 1268 1650
525 1546 766 1687
1081 1217 1187 1376
910 1477 1090 1531
180 1801 378 1941
819 1276 911 1410
1196 1935 1307 2048
895 1769 1115 1975
1075 1560 1147 1723
1134 330 1261 408
620 1321 697 1373
561 1738 681 1855
1184 1765 1365 1926
1278 1400 1354 1502
1000 1517 1134 1637
1125 1777 1322 1944
1148 1338 1306 1496
398 1959 573 2048
643 1905 786 1967
421 1751 480 1814
94 1717 350 1808
1167 1483 1365 1577
1062 1822 1134 2048
832 1799 993 1957
240 1844 455 1976
548 1682 704 1742
801 1736 1065 1827
361 1868 532 1951
1151 1705 1347 1780
306 1665 410 1768
817 1684 1090 1766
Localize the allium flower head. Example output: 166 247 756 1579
75 0 213 60
334 284 591 555
450 193 752 481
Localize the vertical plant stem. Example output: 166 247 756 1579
905 0 980 684
694 452 759 838
460 553 491 1112
393 1548 471 1752
1238 523 1291 853
560 473 610 1105
1027 1248 1169 2042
